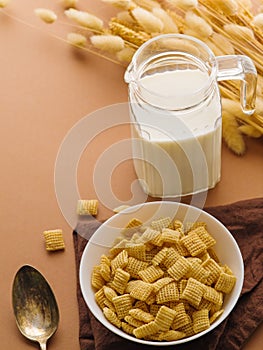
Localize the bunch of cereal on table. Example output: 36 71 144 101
91 216 236 341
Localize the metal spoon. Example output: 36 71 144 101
12 265 59 350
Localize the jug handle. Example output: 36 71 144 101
216 55 257 115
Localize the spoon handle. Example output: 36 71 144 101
39 342 47 350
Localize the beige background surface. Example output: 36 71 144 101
0 1 262 349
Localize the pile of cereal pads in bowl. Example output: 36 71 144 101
90 214 238 343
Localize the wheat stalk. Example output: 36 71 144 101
67 32 87 47
34 8 57 24
64 8 104 31
0 0 10 8
90 34 125 52
6 0 262 155
109 18 150 46
60 0 78 9
101 0 133 10
133 0 162 11
131 6 164 32
184 11 213 39
67 0 263 153
164 0 198 11
222 110 246 155
152 7 179 32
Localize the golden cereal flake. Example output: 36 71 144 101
77 199 98 215
133 321 159 339
138 265 164 283
129 308 155 323
167 256 192 281
156 282 180 304
181 278 204 309
43 229 65 251
154 305 177 331
111 268 130 294
214 272 236 294
112 294 133 319
129 280 154 301
103 307 122 328
181 232 207 256
192 309 210 334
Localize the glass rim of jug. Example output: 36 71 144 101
125 34 218 111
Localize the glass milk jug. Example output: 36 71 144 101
124 34 257 198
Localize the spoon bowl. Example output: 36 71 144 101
12 265 59 350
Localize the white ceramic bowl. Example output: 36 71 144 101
80 201 244 346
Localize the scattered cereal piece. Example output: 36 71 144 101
77 199 98 215
0 0 10 9
43 229 65 251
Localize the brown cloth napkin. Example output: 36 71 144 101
73 198 263 350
